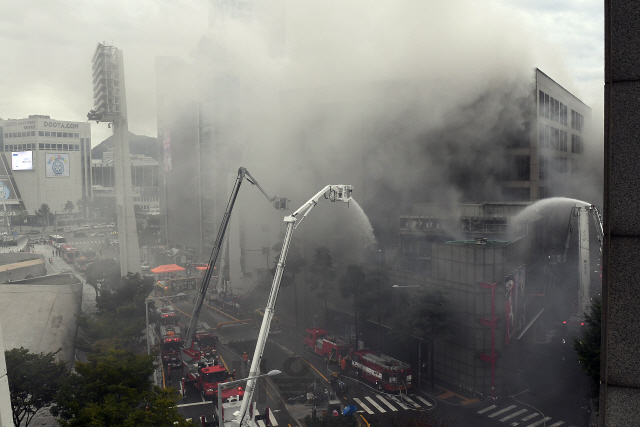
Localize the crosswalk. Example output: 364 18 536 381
476 404 576 427
350 393 434 415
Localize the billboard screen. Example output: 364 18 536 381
45 153 70 177
505 265 526 345
11 151 33 171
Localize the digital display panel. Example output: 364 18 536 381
12 151 33 171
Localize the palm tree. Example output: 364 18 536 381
64 200 74 215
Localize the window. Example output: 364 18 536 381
544 125 550 148
539 90 545 116
73 133 79 138
63 132 68 138
39 143 44 149
539 155 549 180
63 144 68 151
57 144 62 150
31 131 35 136
539 186 550 199
74 144 79 150
544 94 550 119
39 131 44 136
56 132 62 137
45 143 50 149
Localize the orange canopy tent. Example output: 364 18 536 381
150 264 186 274
195 264 209 271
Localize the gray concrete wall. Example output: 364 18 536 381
602 2 640 425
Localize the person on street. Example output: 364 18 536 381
243 351 249 368
341 356 347 373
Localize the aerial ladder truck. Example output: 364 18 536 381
220 184 352 427
180 167 289 397
562 204 604 328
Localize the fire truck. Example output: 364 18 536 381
182 354 239 400
303 328 353 363
351 349 412 392
195 322 217 359
159 324 183 367
157 305 179 328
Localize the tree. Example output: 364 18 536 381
79 273 154 352
308 247 336 324
271 240 306 329
51 349 194 427
5 347 70 427
403 289 454 389
340 264 367 350
34 204 51 227
63 200 74 215
86 258 121 301
76 197 91 220
574 296 602 392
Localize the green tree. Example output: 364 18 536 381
271 240 306 329
64 200 74 215
86 258 121 300
34 204 51 227
340 264 367 350
5 347 70 427
79 273 154 352
308 247 336 324
51 349 194 427
76 197 92 220
574 296 602 391
403 289 454 389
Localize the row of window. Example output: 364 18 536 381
539 124 568 152
571 110 584 132
539 155 568 180
3 142 87 152
571 134 583 154
539 90 568 126
133 197 159 202
4 131 81 139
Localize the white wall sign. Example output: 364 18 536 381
45 153 70 177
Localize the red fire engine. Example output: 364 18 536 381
351 349 412 392
303 328 353 363
195 322 217 359
159 325 183 367
157 305 179 328
183 357 239 401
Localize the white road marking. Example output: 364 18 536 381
547 422 565 427
257 420 267 427
389 396 410 410
525 417 552 427
478 405 497 414
521 413 540 421
500 409 528 422
365 396 386 413
353 398 374 415
377 395 398 411
489 405 517 418
268 410 278 426
402 396 422 409
414 395 433 407
510 423 519 426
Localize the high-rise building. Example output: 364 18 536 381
0 115 92 216
502 68 591 201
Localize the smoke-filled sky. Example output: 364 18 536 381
0 0 603 147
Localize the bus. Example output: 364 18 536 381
60 245 78 264
49 235 66 246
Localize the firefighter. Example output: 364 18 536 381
341 356 347 373
242 351 249 368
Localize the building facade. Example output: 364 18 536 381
502 69 592 201
0 115 92 216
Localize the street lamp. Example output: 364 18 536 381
217 370 281 427
144 293 186 356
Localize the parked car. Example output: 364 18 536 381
96 232 106 237
27 230 39 234
107 223 116 228
79 225 91 230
